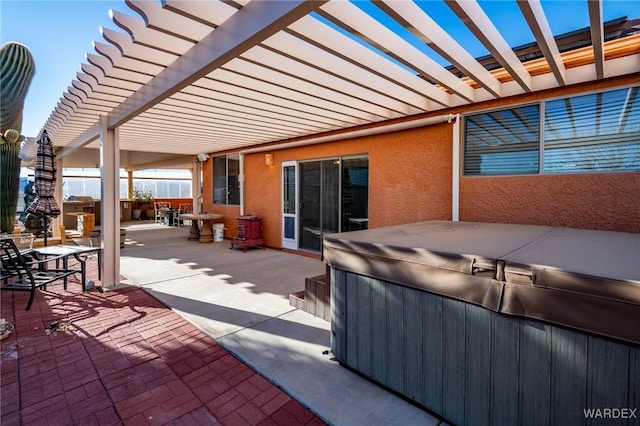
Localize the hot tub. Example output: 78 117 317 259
324 221 640 425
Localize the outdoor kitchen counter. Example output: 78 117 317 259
323 221 640 425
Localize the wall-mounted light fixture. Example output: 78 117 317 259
197 153 209 162
265 153 274 167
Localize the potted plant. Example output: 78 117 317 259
131 188 154 220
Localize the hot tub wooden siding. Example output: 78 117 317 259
330 268 640 426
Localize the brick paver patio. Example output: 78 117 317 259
0 255 325 425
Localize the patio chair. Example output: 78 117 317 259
0 238 76 310
0 233 34 250
177 203 192 227
178 203 192 214
154 202 171 224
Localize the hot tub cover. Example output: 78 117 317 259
323 221 640 345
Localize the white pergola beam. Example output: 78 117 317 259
287 16 445 109
190 77 359 126
517 0 566 86
101 27 177 67
377 0 502 98
588 0 605 79
107 0 327 130
162 0 238 27
43 0 639 166
445 0 532 92
125 155 195 171
126 0 214 42
239 46 413 116
212 66 381 122
159 95 342 132
320 1 475 102
111 9 194 54
56 122 101 158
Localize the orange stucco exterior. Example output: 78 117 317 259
201 122 454 248
460 173 640 232
201 75 640 250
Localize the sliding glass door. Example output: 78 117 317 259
299 160 338 251
294 156 368 252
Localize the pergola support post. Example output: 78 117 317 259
193 161 202 214
99 115 121 290
452 114 461 222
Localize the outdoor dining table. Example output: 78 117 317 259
31 244 102 291
178 213 223 243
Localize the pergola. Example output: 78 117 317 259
24 0 640 288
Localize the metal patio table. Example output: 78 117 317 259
31 245 101 291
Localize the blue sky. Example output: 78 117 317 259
2 0 639 138
1 0 123 137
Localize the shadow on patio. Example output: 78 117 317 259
2 224 441 425
0 259 326 426
114 224 442 426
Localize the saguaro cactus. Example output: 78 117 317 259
0 42 35 233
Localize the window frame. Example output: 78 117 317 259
463 102 541 176
462 84 640 176
212 153 240 206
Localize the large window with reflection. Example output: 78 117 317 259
55 168 192 200
464 105 540 175
544 87 640 173
463 86 640 175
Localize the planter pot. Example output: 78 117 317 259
132 209 142 220
145 208 155 220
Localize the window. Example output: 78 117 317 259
463 86 640 175
131 169 192 198
464 105 540 175
544 88 640 173
213 154 240 205
57 168 191 199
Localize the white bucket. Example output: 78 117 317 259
213 223 225 242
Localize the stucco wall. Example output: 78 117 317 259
235 123 454 248
460 173 640 233
203 76 640 249
457 77 640 234
370 124 453 228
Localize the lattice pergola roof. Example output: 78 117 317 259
37 0 640 170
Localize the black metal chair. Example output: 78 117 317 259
0 238 76 310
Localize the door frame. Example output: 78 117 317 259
281 161 298 250
282 155 369 252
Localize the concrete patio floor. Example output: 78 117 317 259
118 223 442 425
1 222 443 425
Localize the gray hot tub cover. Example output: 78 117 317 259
323 221 640 345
